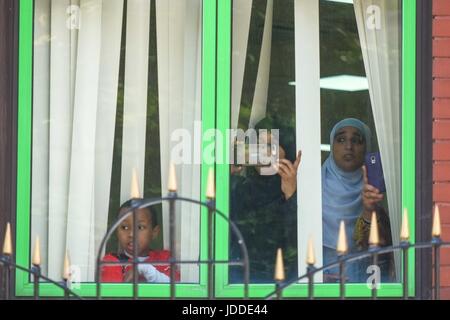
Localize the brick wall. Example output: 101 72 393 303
433 0 450 300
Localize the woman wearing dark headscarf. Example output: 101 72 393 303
322 118 393 282
229 117 302 283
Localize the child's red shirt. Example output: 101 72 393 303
101 250 180 282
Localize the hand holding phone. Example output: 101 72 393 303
364 152 386 193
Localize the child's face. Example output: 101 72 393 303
117 208 159 257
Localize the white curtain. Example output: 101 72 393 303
354 0 401 280
47 0 75 281
32 0 203 283
248 0 272 129
294 0 323 282
156 0 202 283
32 0 123 281
231 0 252 130
120 0 150 202
232 0 273 130
32 0 51 276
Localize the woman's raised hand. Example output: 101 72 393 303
278 151 302 200
361 165 384 220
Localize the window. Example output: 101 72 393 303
16 0 416 298
17 0 214 297
215 0 416 298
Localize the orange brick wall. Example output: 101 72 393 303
433 0 450 299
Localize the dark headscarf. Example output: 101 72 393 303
254 116 296 162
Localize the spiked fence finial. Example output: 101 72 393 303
400 208 410 242
306 236 316 266
63 251 71 280
32 236 41 266
206 168 215 199
432 205 441 238
130 168 141 199
369 212 380 246
274 248 285 282
336 221 348 255
2 223 12 255
168 163 177 193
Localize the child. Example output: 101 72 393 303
101 199 180 283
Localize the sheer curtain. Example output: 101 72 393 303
120 0 150 202
33 0 203 283
32 0 123 281
232 0 273 130
231 0 252 130
248 0 272 129
32 0 51 277
354 0 401 279
156 0 202 283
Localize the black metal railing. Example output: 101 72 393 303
0 199 447 300
0 254 83 300
0 187 251 300
265 239 450 300
94 193 250 300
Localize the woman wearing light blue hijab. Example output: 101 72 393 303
321 118 392 282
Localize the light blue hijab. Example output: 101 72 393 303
322 118 371 250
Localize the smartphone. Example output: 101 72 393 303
233 141 274 167
364 152 386 193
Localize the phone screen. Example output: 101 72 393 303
233 141 275 167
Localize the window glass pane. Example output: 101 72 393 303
229 0 401 285
31 0 203 284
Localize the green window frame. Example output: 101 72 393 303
16 0 216 298
214 0 416 298
16 0 416 298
